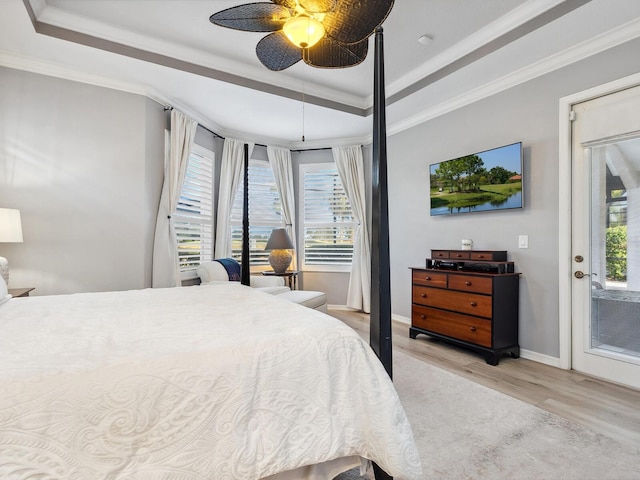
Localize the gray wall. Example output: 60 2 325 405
386 37 640 358
0 66 165 295
3 33 640 359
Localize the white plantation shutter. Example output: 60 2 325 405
301 163 355 269
230 160 283 265
174 145 214 271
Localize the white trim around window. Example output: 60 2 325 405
298 162 355 273
174 143 215 277
230 158 284 269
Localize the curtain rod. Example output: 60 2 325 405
291 147 332 152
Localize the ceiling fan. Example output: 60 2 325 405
210 0 394 71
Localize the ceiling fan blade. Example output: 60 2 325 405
256 32 303 71
323 0 394 44
273 0 337 13
210 3 290 32
303 36 368 69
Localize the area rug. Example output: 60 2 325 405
335 351 640 480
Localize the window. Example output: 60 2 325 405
174 144 214 272
300 163 354 271
230 159 283 266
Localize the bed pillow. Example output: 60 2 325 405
0 275 12 306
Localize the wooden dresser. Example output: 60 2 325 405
410 250 520 365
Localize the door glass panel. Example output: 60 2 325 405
590 137 640 359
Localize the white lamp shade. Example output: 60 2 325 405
0 208 23 243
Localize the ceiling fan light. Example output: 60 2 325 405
283 15 325 49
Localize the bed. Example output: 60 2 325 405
0 282 422 479
0 18 407 480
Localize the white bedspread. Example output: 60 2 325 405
0 283 422 479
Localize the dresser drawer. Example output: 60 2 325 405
469 251 507 261
412 270 447 288
449 251 470 260
431 250 471 260
412 305 491 347
412 286 492 318
448 274 493 294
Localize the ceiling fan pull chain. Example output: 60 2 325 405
302 86 306 142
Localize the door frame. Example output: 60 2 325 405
558 72 640 370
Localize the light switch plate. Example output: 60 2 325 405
518 235 529 249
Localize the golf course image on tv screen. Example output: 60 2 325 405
430 142 523 216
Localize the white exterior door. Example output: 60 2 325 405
570 84 640 389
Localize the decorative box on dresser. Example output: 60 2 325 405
410 250 520 365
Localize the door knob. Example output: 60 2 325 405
574 271 590 278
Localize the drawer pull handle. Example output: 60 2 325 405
477 255 485 258
421 293 427 298
470 326 477 332
456 254 462 257
465 281 471 286
470 302 477 307
420 314 426 320
425 276 431 281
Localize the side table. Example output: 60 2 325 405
9 287 35 298
262 271 299 290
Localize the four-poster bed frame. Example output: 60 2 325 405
238 27 393 480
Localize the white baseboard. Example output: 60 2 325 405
327 304 353 311
392 314 411 325
329 307 563 369
328 306 412 325
519 349 562 368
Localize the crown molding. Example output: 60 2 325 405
0 51 149 97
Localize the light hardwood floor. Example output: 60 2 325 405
328 308 640 448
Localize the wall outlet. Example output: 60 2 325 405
518 235 529 249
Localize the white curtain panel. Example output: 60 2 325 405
215 138 254 259
152 109 198 288
333 145 371 313
267 146 297 268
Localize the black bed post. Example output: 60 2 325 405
241 142 250 286
371 26 393 480
370 26 392 380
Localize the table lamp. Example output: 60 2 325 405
0 208 23 285
265 228 294 274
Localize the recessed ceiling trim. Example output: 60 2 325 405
24 0 590 120
386 0 565 98
387 15 640 138
22 0 368 117
22 0 593 121
377 0 593 115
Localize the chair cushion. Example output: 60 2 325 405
257 286 291 295
277 290 327 311
197 262 285 288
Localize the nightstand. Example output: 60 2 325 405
262 271 299 290
9 287 35 298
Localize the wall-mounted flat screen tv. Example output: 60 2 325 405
430 142 523 216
